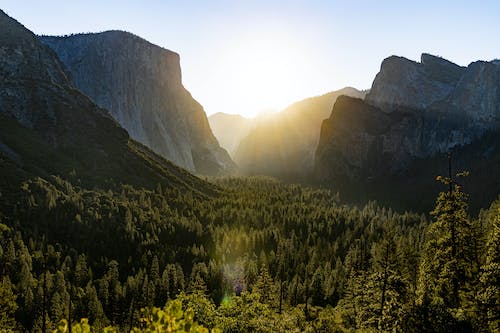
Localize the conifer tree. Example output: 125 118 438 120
416 167 476 331
369 228 407 331
255 265 273 305
342 238 370 329
479 207 500 332
0 276 18 331
421 172 472 309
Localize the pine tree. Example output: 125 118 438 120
0 276 18 331
189 263 209 295
419 170 473 308
275 238 291 313
310 266 324 306
75 255 89 288
50 291 64 324
478 207 500 332
416 168 476 331
150 256 160 284
254 265 273 305
342 237 370 329
369 228 407 332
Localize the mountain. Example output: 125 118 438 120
0 9 215 205
315 54 500 211
365 53 465 112
208 112 255 156
231 87 366 178
365 53 499 138
40 32 235 176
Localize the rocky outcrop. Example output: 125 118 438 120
231 87 366 178
317 96 431 179
0 9 214 194
40 32 235 175
365 53 500 129
315 54 500 211
446 60 500 127
365 53 465 112
319 54 500 180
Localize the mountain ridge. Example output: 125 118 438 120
40 31 236 175
315 53 500 211
0 9 216 201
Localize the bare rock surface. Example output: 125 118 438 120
41 32 235 175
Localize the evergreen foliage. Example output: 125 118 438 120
0 174 497 332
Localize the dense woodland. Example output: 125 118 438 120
0 175 498 332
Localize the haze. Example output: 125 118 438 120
3 0 500 117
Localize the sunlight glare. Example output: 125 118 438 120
211 31 313 117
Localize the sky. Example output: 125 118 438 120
2 1 500 117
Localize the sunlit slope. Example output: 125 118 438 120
232 87 365 178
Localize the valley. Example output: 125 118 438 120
0 7 498 333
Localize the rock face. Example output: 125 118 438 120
365 53 500 130
0 11 72 132
446 60 500 127
317 96 439 179
315 54 500 211
231 87 366 178
40 32 235 175
365 54 465 112
208 112 255 156
0 9 214 194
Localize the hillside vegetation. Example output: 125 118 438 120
0 175 498 332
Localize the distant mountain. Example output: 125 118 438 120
0 10 214 202
315 54 500 211
208 112 255 156
40 32 235 176
230 87 366 178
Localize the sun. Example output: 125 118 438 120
210 31 313 118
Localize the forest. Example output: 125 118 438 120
0 175 499 332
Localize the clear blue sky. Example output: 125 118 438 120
2 1 500 117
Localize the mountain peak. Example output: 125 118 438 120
365 52 499 127
420 53 464 84
365 53 464 112
0 9 32 43
42 30 180 59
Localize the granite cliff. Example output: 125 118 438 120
41 32 235 175
365 53 465 112
0 9 214 195
315 54 500 211
366 53 499 134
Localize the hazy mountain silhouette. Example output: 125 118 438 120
209 87 365 178
208 112 256 156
